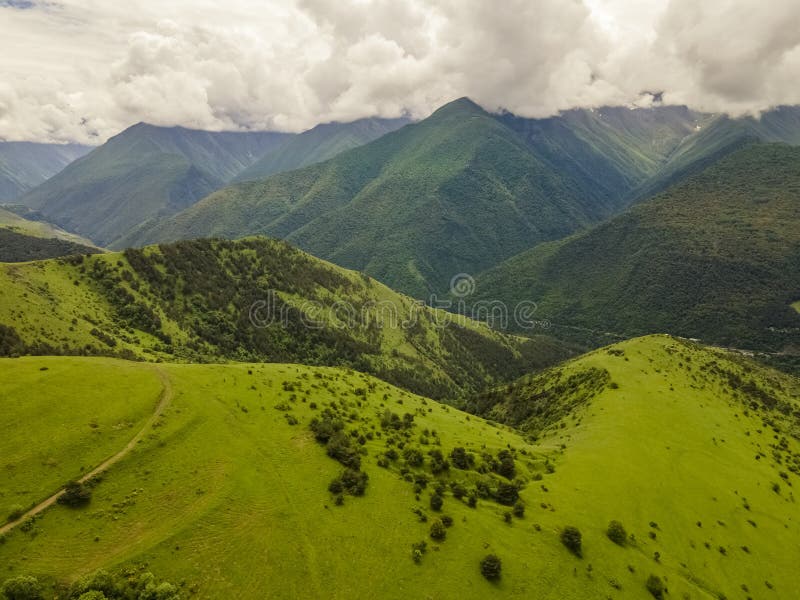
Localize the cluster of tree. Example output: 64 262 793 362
0 568 180 600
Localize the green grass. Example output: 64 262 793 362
1 335 798 599
0 359 162 518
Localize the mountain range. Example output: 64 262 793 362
0 141 90 202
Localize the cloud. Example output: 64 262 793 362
0 0 798 143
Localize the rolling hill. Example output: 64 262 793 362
470 143 800 358
0 207 100 262
1 335 798 599
128 98 639 297
18 124 291 247
234 117 411 182
0 236 570 400
0 141 90 202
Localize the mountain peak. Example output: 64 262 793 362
429 97 487 119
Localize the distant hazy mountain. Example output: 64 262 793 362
0 141 90 201
131 98 653 296
234 117 411 182
472 143 800 354
18 123 291 247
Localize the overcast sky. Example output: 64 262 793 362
1 0 799 144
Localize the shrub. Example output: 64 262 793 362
494 450 516 479
430 494 443 512
58 481 91 507
403 447 424 467
480 554 502 581
450 447 474 470
606 520 627 546
513 501 525 518
495 482 519 506
645 574 665 598
427 449 449 474
1 576 44 600
429 519 446 541
330 469 368 497
411 541 427 564
561 526 582 557
6 505 24 523
441 515 453 528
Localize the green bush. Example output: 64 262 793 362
1 576 44 600
561 526 582 557
430 494 443 512
58 481 92 507
480 554 502 581
645 574 665 598
606 520 627 546
429 519 446 541
512 501 525 518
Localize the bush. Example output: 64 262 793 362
480 554 502 581
494 450 516 479
561 526 582 557
58 481 91 507
411 541 427 564
1 576 44 600
430 494 443 512
338 469 369 496
6 505 24 523
495 482 519 506
450 447 474 470
429 519 446 541
403 447 424 467
606 520 627 546
645 574 665 598
513 501 525 518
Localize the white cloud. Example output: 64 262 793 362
0 0 798 143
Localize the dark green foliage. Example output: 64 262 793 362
493 450 516 479
480 554 502 581
449 447 474 470
0 575 44 600
645 574 665 599
0 228 98 263
561 526 583 557
66 567 180 599
429 519 446 541
513 501 525 518
325 432 361 470
403 447 424 468
411 540 428 564
331 469 368 497
494 482 520 506
430 494 443 512
427 449 449 474
57 481 92 507
607 520 627 546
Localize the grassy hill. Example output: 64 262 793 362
471 144 800 359
0 237 569 400
0 142 90 202
234 117 410 182
18 124 291 247
1 335 798 599
0 207 101 262
129 98 637 297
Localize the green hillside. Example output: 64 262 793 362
19 124 290 247
129 98 633 297
1 335 798 599
0 207 100 262
0 142 90 202
0 237 569 399
472 143 800 357
234 117 410 182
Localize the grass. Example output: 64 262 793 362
1 334 798 599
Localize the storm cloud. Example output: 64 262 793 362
0 0 798 143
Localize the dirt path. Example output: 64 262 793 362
0 366 173 536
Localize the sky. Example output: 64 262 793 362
1 0 799 144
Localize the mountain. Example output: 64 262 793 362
630 105 800 202
129 98 640 297
234 117 411 182
1 334 798 599
471 143 800 358
18 124 292 247
0 141 90 201
0 236 571 399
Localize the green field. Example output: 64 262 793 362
1 335 798 599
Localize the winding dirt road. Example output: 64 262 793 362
0 366 173 536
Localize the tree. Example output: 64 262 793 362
429 519 446 541
561 526 582 557
513 501 525 518
494 450 515 479
430 493 443 512
1 576 44 600
606 520 627 546
450 447 473 470
58 481 91 507
646 574 665 599
495 482 519 506
480 554 502 581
